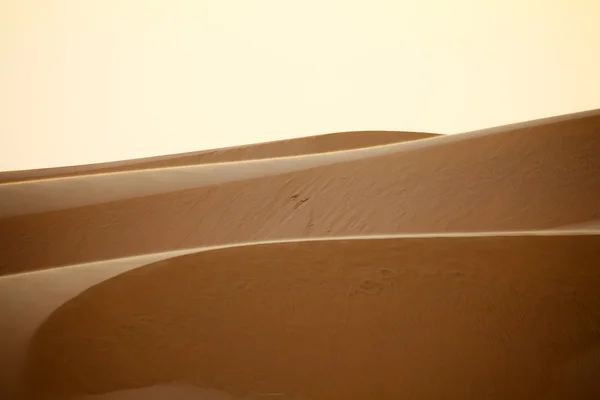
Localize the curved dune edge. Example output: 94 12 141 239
1 131 462 218
1 109 597 400
2 229 599 279
1 110 599 274
1 109 599 219
12 232 600 399
0 131 439 184
2 231 598 399
2 106 598 185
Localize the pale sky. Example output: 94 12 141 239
1 0 599 171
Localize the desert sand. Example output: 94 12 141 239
1 110 599 274
0 131 438 184
1 111 600 399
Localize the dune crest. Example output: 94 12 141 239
0 131 438 184
2 110 600 399
1 111 599 275
21 234 600 399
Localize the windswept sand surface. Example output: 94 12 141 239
0 131 438 184
19 234 600 400
1 115 600 399
1 111 599 274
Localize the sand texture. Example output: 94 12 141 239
1 112 599 275
0 131 438 184
1 115 600 400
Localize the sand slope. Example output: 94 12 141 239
20 233 600 400
0 131 438 184
556 219 600 230
1 111 599 275
2 111 600 399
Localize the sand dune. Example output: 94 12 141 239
1 110 599 275
12 233 600 400
0 131 438 184
2 110 600 399
2 110 599 219
0 136 446 219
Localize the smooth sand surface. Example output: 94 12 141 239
1 111 599 274
75 385 248 400
0 131 438 184
1 111 599 399
556 219 600 230
15 233 600 400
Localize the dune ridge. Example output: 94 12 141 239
1 110 599 275
0 130 438 184
18 233 600 399
2 110 600 399
2 108 599 217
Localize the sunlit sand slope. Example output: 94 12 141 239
1 111 598 275
0 131 438 183
21 233 600 400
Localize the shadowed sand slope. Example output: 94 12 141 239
21 234 600 400
1 112 599 275
0 131 438 183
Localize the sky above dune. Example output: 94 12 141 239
1 0 599 171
